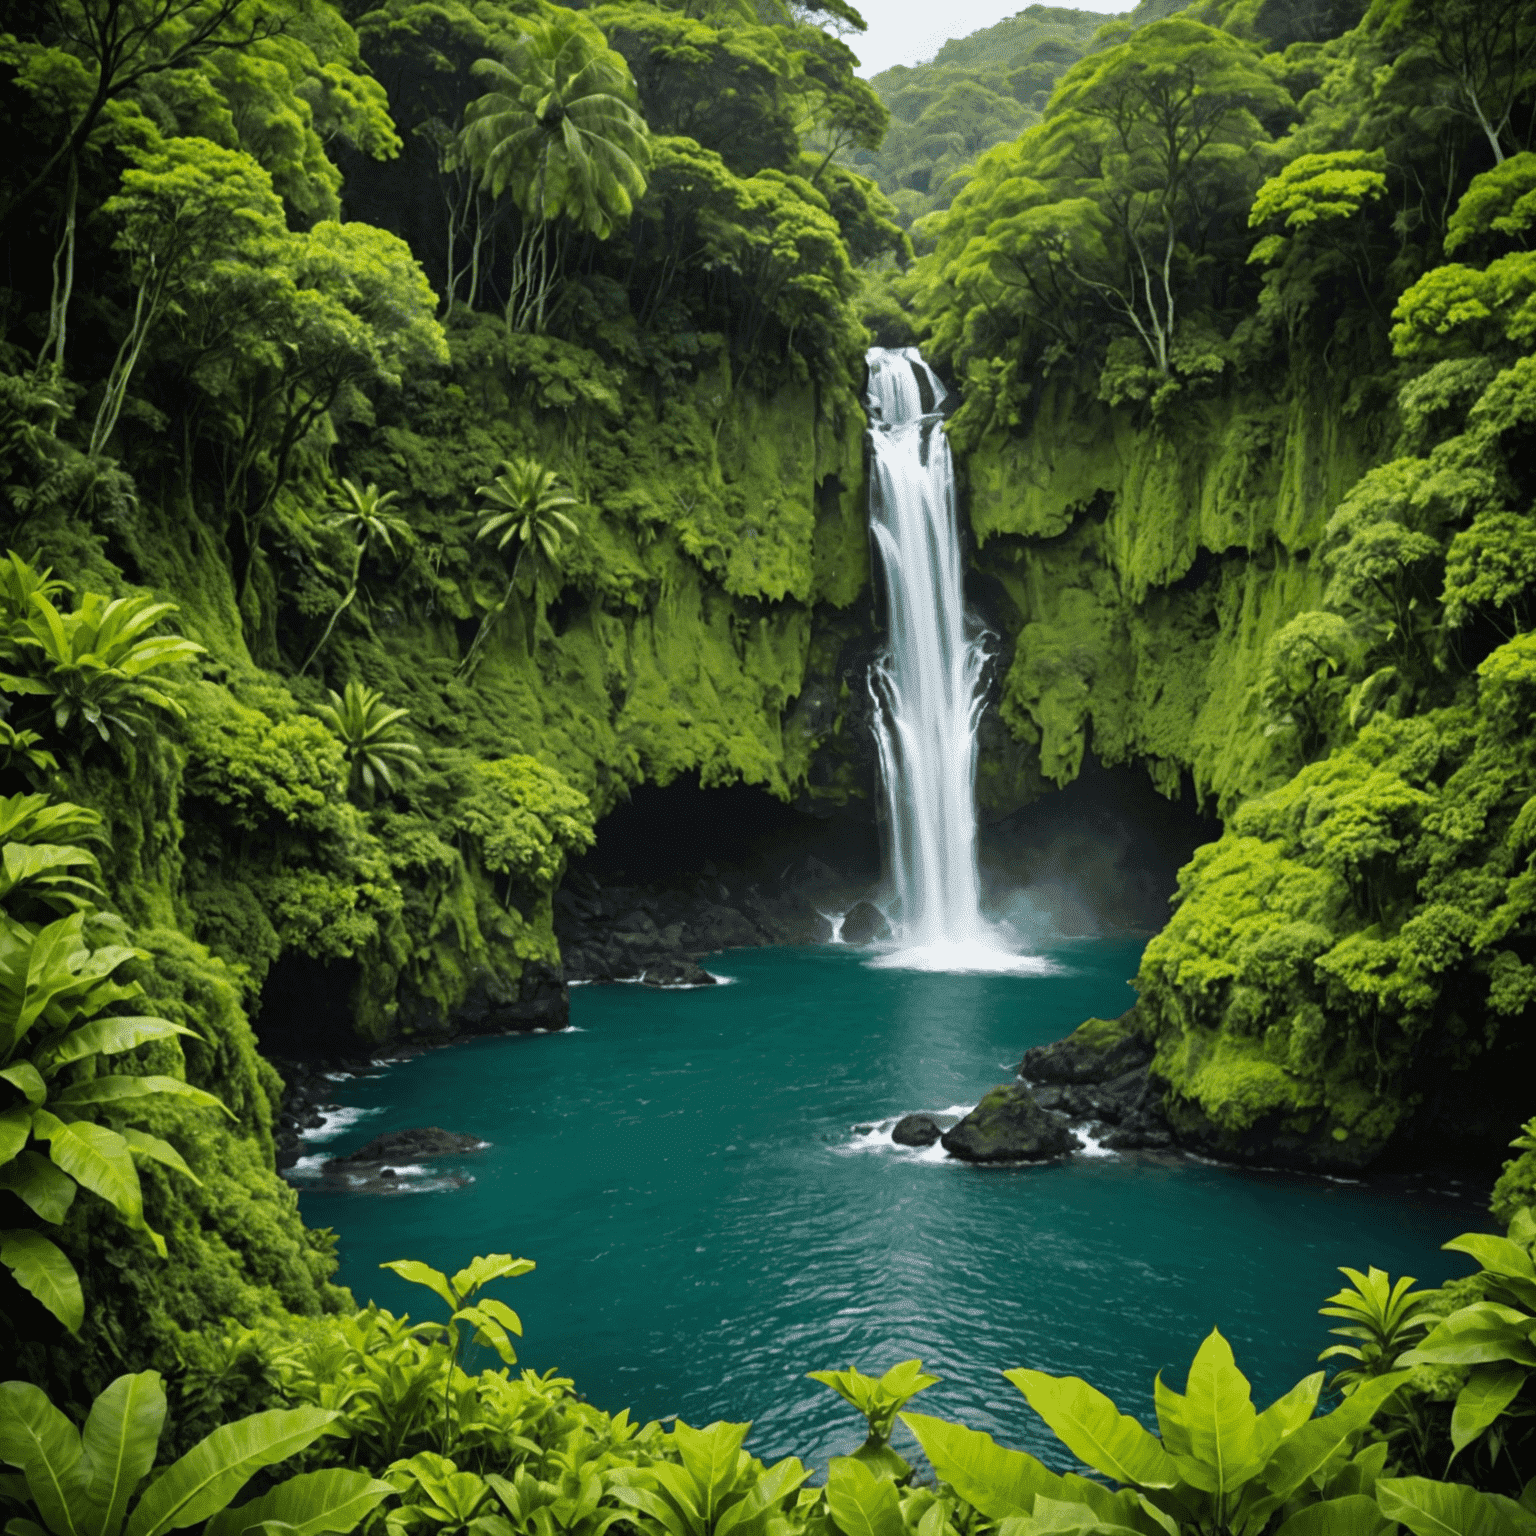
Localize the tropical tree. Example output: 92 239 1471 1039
301 480 414 676
314 681 423 802
0 1370 390 1536
457 458 580 678
459 14 650 332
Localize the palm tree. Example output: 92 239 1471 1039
457 458 580 678
314 680 423 802
300 479 413 676
459 15 650 332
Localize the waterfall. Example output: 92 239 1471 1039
865 346 1027 971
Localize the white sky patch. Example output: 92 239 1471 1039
851 0 1128 78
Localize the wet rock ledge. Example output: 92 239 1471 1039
941 1009 1173 1164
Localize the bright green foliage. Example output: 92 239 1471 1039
314 682 424 801
1261 613 1358 761
1318 1268 1438 1393
1442 513 1536 636
608 1418 809 1536
1445 154 1536 257
806 1361 939 1480
901 1331 1406 1536
0 1369 378 1536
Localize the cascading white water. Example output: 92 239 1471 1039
864 346 1010 969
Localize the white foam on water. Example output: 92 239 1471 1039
704 972 738 986
287 1153 329 1180
301 1104 384 1144
837 1104 974 1163
865 939 1061 975
1073 1124 1118 1159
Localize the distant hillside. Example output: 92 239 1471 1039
849 6 1121 243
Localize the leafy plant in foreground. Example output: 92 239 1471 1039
903 1329 1409 1536
1320 1267 1438 1393
381 1253 535 1454
807 1360 939 1480
314 682 423 803
0 1369 390 1536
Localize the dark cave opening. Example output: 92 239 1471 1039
255 953 364 1059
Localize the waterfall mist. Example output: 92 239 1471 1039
865 346 1047 973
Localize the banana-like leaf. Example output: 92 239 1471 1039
1451 1363 1528 1459
463 1296 522 1336
44 1018 200 1071
1153 1374 1192 1458
0 1062 46 1105
1376 1477 1527 1536
204 1469 394 1536
1271 1495 1393 1536
1183 1330 1263 1495
0 1151 76 1223
0 1378 86 1533
50 1077 229 1116
31 1114 151 1239
1254 1373 1323 1457
607 1480 690 1536
1021 1495 1148 1536
1261 1372 1410 1503
0 1103 34 1162
1401 1305 1536 1369
899 1413 1062 1519
123 1408 339 1536
380 1260 456 1310
449 1254 535 1296
121 1129 200 1187
825 1457 902 1536
78 1373 168 1536
715 1458 808 1536
1005 1370 1180 1489
0 1227 83 1333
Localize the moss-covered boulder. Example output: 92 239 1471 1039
1019 1010 1152 1084
941 1084 1081 1163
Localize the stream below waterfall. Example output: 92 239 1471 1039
293 941 1483 1469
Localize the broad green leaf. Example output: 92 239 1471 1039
1254 1373 1323 1456
0 1228 83 1334
672 1421 748 1519
1023 1496 1148 1536
825 1458 902 1536
379 1260 455 1310
121 1130 200 1187
1444 1235 1536 1280
715 1458 808 1536
0 1378 86 1534
449 1254 535 1297
0 1063 46 1105
1183 1330 1261 1495
1401 1305 1536 1369
879 1361 939 1399
50 1077 229 1116
1377 1477 1527 1536
0 1104 33 1163
78 1374 167 1536
203 1469 393 1536
44 1018 200 1071
1006 1371 1180 1489
607 1481 690 1536
32 1114 152 1245
1271 1495 1393 1536
1153 1375 1191 1457
0 1151 76 1223
899 1414 1062 1519
1262 1372 1409 1502
1451 1364 1528 1459
464 1297 521 1335
124 1408 339 1536
453 1309 517 1366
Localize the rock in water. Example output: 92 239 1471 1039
840 901 891 945
892 1114 941 1147
336 1126 483 1164
1019 1011 1152 1083
641 958 717 987
941 1085 1081 1163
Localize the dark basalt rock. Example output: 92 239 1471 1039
840 900 892 945
641 958 717 987
1019 1010 1153 1084
335 1126 484 1165
941 1085 1081 1163
892 1114 942 1147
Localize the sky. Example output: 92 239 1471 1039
850 0 1128 76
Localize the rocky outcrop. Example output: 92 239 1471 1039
840 901 891 945
1019 1010 1173 1151
554 861 836 984
335 1127 485 1163
892 1114 942 1147
941 1084 1081 1162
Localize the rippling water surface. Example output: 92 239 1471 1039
297 940 1483 1467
